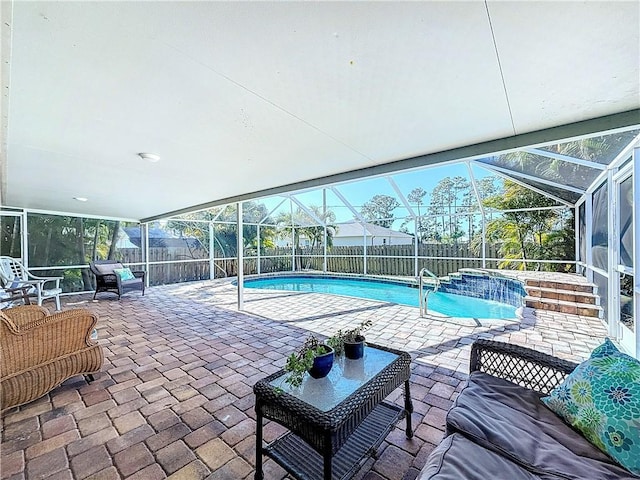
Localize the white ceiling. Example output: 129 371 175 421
1 1 638 221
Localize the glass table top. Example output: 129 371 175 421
270 346 399 412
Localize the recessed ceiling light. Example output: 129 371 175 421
74 197 88 202
138 152 160 162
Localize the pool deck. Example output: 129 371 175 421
1 276 609 480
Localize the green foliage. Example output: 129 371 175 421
276 205 336 249
284 335 330 388
275 205 336 270
21 213 125 291
483 181 574 271
168 201 278 259
327 319 372 356
1 216 22 257
427 176 471 244
361 195 400 228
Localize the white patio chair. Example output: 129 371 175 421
0 256 62 310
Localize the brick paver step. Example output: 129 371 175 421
524 286 598 305
524 296 602 318
524 279 595 293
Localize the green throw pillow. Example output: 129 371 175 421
542 338 640 475
113 267 135 281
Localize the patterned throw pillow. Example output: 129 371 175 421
542 338 640 475
113 267 135 281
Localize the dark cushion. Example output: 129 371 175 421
418 433 549 480
446 371 637 479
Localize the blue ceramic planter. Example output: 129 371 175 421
344 336 365 360
308 346 335 379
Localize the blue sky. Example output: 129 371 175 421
259 162 499 225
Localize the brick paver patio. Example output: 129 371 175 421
1 278 609 480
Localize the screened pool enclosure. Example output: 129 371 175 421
1 126 640 357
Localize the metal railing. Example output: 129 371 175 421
418 267 440 317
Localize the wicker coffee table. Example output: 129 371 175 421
253 343 413 480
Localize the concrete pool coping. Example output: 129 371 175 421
235 271 525 326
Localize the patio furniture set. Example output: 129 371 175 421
1 259 638 479
253 339 639 480
0 257 145 310
418 340 639 480
254 344 412 480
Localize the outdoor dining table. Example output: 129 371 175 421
253 343 413 480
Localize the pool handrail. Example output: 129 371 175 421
418 268 440 317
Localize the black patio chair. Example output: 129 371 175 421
89 260 145 299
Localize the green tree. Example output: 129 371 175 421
407 187 427 243
490 131 636 190
24 213 122 291
361 195 400 228
1 216 22 257
428 176 470 243
275 205 336 269
484 181 573 271
168 201 277 258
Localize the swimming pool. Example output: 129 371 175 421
243 275 519 319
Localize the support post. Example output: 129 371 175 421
143 223 150 288
237 202 244 311
209 222 215 280
257 224 261 275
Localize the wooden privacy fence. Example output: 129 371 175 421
289 244 501 277
117 244 501 286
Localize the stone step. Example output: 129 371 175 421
525 286 598 305
524 296 602 318
524 278 595 293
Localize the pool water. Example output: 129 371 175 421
244 276 517 319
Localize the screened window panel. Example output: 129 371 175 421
27 213 123 268
151 221 208 258
578 202 586 264
620 273 634 332
1 215 21 258
324 189 360 224
592 183 608 271
619 175 633 268
476 154 599 190
338 178 412 225
593 271 609 323
212 222 238 258
499 173 581 204
538 129 640 166
242 201 276 224
471 173 504 202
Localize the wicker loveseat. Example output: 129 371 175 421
419 340 638 480
0 305 104 413
90 260 145 300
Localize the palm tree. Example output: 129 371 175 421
276 205 336 270
484 181 569 271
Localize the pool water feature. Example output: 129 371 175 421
437 269 527 308
243 275 523 319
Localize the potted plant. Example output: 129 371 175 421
284 334 335 388
327 319 372 360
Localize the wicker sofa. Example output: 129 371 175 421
419 340 638 480
90 260 145 300
0 305 104 413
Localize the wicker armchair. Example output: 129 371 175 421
0 305 104 413
89 260 145 299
